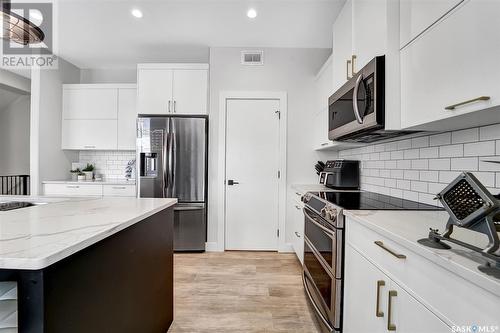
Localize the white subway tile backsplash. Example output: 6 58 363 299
463 141 495 157
480 124 500 141
336 124 500 206
450 157 478 171
78 150 135 180
430 133 451 146
451 128 479 144
439 144 463 158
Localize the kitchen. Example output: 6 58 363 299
0 0 499 332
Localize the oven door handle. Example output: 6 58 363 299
303 273 335 333
303 207 335 238
353 73 364 124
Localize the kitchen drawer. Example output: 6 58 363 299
346 216 500 327
103 184 136 197
43 183 103 196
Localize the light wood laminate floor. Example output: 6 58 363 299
168 251 321 333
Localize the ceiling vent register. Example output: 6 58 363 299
241 50 264 66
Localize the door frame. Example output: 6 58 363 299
217 91 287 252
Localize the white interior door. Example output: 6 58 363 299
225 99 280 251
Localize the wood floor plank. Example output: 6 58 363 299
168 252 321 333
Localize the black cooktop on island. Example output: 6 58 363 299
310 191 442 210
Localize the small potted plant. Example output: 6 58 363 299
82 163 95 181
70 168 81 181
77 172 86 182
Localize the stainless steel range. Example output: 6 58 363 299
301 191 441 333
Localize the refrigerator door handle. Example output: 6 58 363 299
169 132 176 189
162 130 168 198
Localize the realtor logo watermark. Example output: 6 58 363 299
1 1 57 69
452 325 499 333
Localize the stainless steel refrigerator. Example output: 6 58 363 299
137 115 208 252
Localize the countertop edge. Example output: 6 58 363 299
343 210 500 298
0 199 177 270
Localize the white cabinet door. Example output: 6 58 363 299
401 0 500 129
352 0 387 71
344 244 387 333
63 87 118 119
290 198 304 264
332 0 353 93
389 281 450 333
43 183 103 196
400 0 464 48
313 57 333 148
172 69 208 114
137 69 173 115
103 184 136 197
117 88 137 150
62 120 117 150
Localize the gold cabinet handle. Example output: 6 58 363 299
376 280 385 317
374 241 406 259
346 59 352 80
445 96 490 110
351 54 357 75
388 290 397 331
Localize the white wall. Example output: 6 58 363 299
31 58 81 193
0 69 30 93
0 96 30 175
208 47 331 249
80 68 137 84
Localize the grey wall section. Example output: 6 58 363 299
0 69 30 94
80 68 137 84
0 96 30 175
35 58 80 192
208 47 331 246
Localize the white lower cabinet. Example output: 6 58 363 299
102 184 136 197
344 244 449 333
43 183 136 197
289 190 304 264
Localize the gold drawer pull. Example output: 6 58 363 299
374 241 406 259
346 59 352 80
388 290 397 331
376 280 385 317
351 54 357 75
445 96 490 110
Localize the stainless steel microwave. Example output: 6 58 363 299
328 56 414 143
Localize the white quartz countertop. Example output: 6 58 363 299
291 184 330 194
43 180 136 185
0 197 176 270
343 210 500 297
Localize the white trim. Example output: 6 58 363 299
137 63 209 70
29 67 41 195
282 243 294 253
217 91 288 252
205 242 221 252
63 84 137 89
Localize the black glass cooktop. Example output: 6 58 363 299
310 191 441 210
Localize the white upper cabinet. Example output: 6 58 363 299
63 86 118 119
401 0 500 130
137 69 173 115
400 0 464 49
172 69 208 114
352 0 387 71
117 88 137 150
332 0 352 93
137 64 209 115
62 119 118 150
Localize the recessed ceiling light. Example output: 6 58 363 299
247 8 257 19
131 8 143 18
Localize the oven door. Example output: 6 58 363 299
328 56 383 141
303 240 342 332
303 207 342 278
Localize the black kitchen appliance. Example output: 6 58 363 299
321 160 360 190
328 56 416 143
418 172 500 278
302 190 440 333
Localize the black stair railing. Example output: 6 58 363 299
0 175 30 195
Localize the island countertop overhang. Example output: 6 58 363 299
0 197 177 270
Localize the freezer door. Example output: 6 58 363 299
174 203 206 252
168 117 207 202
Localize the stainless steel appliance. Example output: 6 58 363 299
301 191 441 332
322 160 359 190
137 115 208 252
328 56 415 143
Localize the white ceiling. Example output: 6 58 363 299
55 0 344 69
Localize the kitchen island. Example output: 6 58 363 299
0 196 177 333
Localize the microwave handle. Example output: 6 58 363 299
353 74 364 124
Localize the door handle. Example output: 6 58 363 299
445 96 490 110
351 54 357 75
168 100 171 113
353 74 364 124
374 241 406 259
294 231 301 238
387 290 397 331
227 180 239 186
346 59 352 80
173 100 177 113
376 280 385 317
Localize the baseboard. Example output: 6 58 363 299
205 242 222 252
279 243 294 253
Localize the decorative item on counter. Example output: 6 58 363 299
82 163 95 181
94 174 103 182
125 159 136 180
70 168 81 181
418 172 500 279
77 173 86 182
315 161 325 175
